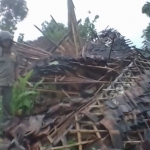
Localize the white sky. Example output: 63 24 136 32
14 0 150 48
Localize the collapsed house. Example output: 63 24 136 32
1 1 150 150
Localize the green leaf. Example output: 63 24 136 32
24 70 33 82
33 78 44 90
24 100 31 107
16 91 37 101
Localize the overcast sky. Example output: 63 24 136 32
14 0 150 48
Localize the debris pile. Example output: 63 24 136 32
12 42 50 74
2 0 150 150
30 56 129 114
3 54 150 150
13 27 135 75
3 34 135 149
85 28 136 59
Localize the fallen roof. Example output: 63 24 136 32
0 1 144 149
2 54 150 150
85 28 135 60
13 26 135 76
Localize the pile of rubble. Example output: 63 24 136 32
13 27 135 75
85 28 135 59
2 0 150 150
3 53 150 150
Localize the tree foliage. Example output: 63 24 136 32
41 20 68 43
78 15 99 40
142 24 150 41
0 0 28 33
41 13 99 42
142 2 150 17
142 2 150 41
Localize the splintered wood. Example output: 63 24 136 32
40 55 150 150
3 54 150 150
1 0 146 149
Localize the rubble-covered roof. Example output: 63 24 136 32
85 28 136 59
2 54 150 150
13 27 136 76
4 16 142 150
1 1 146 149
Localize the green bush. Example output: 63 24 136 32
12 70 43 116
